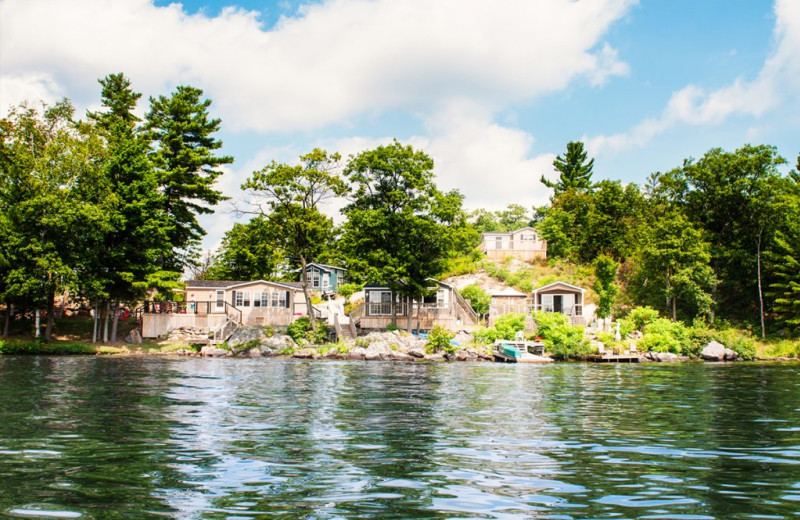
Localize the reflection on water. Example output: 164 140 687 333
0 357 798 519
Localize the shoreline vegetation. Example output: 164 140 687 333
2 73 800 355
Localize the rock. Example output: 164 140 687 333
724 348 739 361
389 350 414 361
125 328 143 344
200 346 229 357
701 341 726 361
407 347 426 359
364 340 392 360
345 347 367 360
262 334 296 350
292 348 315 359
248 349 262 358
427 352 446 362
455 347 481 362
646 351 680 362
228 326 268 348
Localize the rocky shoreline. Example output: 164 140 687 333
159 326 770 364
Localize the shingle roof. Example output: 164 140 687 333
185 279 304 290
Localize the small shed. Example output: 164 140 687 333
488 287 530 326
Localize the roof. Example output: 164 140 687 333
490 288 528 297
532 281 585 294
480 226 537 237
185 279 304 291
304 262 347 272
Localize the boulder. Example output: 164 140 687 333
390 350 415 362
407 347 426 359
647 351 680 362
364 340 392 360
125 328 143 345
292 348 316 359
262 334 296 350
345 347 367 360
724 348 739 361
200 346 229 357
701 341 726 362
227 326 268 348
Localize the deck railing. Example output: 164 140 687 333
143 300 242 323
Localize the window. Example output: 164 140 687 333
272 291 287 308
215 290 225 310
311 270 321 288
261 292 269 307
368 290 393 315
241 291 251 307
495 236 503 250
254 291 266 307
322 276 330 289
541 294 554 312
235 291 242 307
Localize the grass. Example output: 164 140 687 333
757 338 800 359
0 339 97 355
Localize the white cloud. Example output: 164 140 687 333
1 0 634 131
587 0 800 156
0 73 63 115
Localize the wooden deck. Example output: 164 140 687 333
586 354 642 363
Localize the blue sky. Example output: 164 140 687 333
1 0 798 251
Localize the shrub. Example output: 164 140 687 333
386 323 400 332
0 340 94 355
337 283 362 300
460 284 490 316
471 327 497 345
627 306 661 330
531 311 589 360
494 313 526 340
287 317 330 345
759 339 800 359
713 329 757 360
640 318 689 354
426 325 457 355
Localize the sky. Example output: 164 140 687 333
1 0 798 253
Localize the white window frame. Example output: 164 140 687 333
215 290 225 310
271 291 287 308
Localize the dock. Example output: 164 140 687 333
586 354 642 363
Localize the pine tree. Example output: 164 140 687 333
541 141 594 196
145 85 232 271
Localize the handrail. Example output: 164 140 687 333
333 313 344 340
453 290 479 324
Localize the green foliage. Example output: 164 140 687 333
0 340 94 355
531 311 590 360
385 323 399 332
460 284 490 317
205 216 282 281
593 254 618 319
759 339 800 359
494 313 527 340
426 325 457 355
712 329 757 360
337 283 362 300
287 317 330 345
471 327 497 345
339 140 474 319
541 141 594 197
440 252 483 278
618 306 660 338
146 84 232 271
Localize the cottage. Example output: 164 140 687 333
141 279 306 338
353 279 479 331
303 263 347 294
531 281 586 326
479 227 547 261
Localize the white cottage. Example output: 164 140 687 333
479 227 547 261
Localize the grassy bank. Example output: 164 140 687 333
0 338 194 356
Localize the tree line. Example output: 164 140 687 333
2 73 798 341
1 73 230 341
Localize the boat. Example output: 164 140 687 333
493 340 552 364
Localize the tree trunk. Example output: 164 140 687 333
111 301 120 343
390 291 398 327
672 293 677 321
299 256 317 328
103 301 110 343
406 296 413 333
45 289 55 341
34 309 41 338
57 290 69 319
757 229 765 339
3 304 10 338
92 300 99 343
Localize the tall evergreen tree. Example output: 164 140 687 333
541 141 594 196
145 85 232 271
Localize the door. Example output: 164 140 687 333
553 295 563 313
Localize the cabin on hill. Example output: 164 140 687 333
303 263 347 294
479 227 547 261
531 281 586 326
141 279 307 338
350 279 480 332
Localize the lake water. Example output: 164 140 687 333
0 357 798 519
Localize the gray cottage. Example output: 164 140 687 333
303 263 347 293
